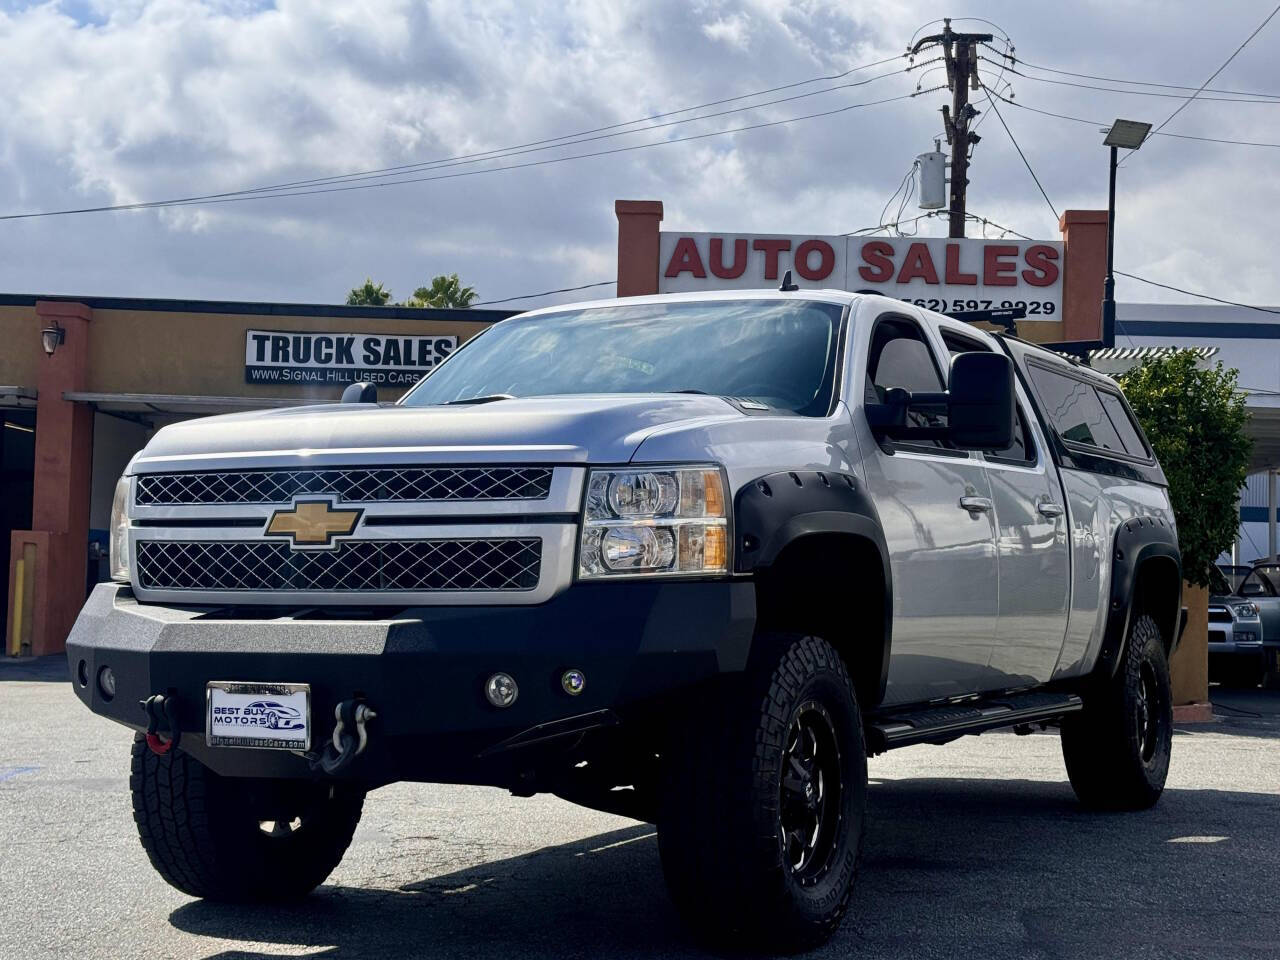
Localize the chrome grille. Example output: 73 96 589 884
136 538 541 592
135 466 553 506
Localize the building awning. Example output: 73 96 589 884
63 391 322 416
1086 346 1220 376
0 385 37 408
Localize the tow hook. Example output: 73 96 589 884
141 694 181 756
310 699 377 776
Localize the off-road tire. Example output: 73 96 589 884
1061 614 1173 810
657 634 867 951
130 735 365 900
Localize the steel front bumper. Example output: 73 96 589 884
66 581 755 783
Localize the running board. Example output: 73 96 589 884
867 691 1083 753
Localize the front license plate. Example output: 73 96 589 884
206 682 311 751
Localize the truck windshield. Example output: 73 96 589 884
400 299 844 416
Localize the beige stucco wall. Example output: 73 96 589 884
86 308 493 401
0 302 494 403
0 305 44 392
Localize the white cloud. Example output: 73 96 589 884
0 0 1274 309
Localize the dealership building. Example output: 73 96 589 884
4 200 1278 678
1 298 512 657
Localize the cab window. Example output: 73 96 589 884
866 317 948 449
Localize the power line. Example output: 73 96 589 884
1113 272 1280 315
981 46 1280 99
0 88 940 222
843 211 945 236
981 91 1058 220
212 61 926 200
1122 3 1280 166
0 55 919 221
471 280 615 306
977 58 1280 104
967 211 1280 317
987 91 1280 149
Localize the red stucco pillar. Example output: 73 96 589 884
615 200 663 296
1058 210 1108 343
6 301 93 656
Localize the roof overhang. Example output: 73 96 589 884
0 385 37 408
62 392 322 416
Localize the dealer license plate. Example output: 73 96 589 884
206 681 311 751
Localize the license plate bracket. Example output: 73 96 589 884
206 681 311 751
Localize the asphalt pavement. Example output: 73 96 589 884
2 656 1278 960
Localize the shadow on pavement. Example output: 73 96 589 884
0 655 67 682
170 775 1280 960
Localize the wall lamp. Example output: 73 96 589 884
40 321 65 356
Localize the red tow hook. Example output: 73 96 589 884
141 694 181 756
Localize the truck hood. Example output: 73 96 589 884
132 395 745 471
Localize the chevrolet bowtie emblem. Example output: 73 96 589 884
265 499 362 548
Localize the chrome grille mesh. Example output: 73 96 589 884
135 467 553 506
135 538 542 592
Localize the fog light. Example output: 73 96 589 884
561 669 586 696
76 659 89 688
97 666 116 701
484 672 518 708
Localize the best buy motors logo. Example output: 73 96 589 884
211 700 304 731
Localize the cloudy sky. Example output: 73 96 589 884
0 0 1277 309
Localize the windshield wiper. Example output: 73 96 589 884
444 394 516 405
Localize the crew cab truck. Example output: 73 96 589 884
67 290 1182 950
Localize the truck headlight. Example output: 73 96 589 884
109 475 132 583
1229 601 1260 621
579 466 729 578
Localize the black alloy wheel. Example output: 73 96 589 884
779 700 843 885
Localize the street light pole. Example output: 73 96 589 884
1099 119 1152 349
1102 144 1118 349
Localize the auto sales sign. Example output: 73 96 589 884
658 233 1063 319
245 330 457 387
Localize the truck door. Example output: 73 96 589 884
857 312 1000 706
940 329 1071 687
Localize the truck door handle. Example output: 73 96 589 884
959 496 993 515
1036 501 1065 519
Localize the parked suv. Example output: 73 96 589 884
67 290 1182 950
1220 563 1280 686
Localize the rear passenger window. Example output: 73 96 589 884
1098 391 1149 458
1027 365 1127 455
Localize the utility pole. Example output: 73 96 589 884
911 19 992 238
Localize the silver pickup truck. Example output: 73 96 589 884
67 289 1183 950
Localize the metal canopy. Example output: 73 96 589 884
0 385 37 408
62 391 323 415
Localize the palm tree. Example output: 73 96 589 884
405 274 477 308
345 278 392 306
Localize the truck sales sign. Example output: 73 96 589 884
657 233 1064 318
244 330 458 387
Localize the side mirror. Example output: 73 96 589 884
340 381 378 404
948 352 1014 449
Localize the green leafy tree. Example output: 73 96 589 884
346 278 392 306
1116 351 1251 587
404 273 477 309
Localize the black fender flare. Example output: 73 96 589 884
1096 515 1182 679
733 470 892 699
